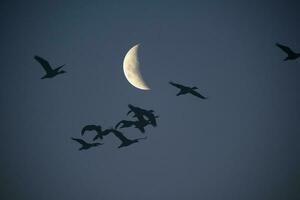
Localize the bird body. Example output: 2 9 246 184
34 55 66 79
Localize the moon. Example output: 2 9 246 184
123 44 150 90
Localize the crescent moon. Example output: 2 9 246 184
123 44 150 90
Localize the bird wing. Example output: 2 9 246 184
102 128 114 136
54 64 65 72
189 90 207 99
133 113 147 122
276 43 296 55
81 125 100 135
111 130 130 142
34 56 53 73
71 137 88 146
93 134 103 141
146 113 157 126
126 110 132 115
169 81 186 89
115 120 126 129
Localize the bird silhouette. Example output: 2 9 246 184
110 129 147 148
71 137 102 150
34 55 66 79
115 119 149 133
127 104 158 127
276 43 300 61
81 125 113 141
169 81 207 99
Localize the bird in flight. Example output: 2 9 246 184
71 137 102 150
115 119 149 133
110 129 147 148
81 125 113 141
34 55 66 79
169 81 207 99
275 43 300 61
127 104 158 127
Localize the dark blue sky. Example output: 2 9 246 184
0 1 299 199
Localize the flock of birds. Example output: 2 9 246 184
73 104 158 150
34 42 299 150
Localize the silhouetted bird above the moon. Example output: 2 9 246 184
169 81 207 99
34 55 66 79
115 119 149 133
276 43 300 61
71 137 102 150
110 129 147 148
81 125 113 141
127 104 158 127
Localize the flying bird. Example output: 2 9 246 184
169 81 207 99
71 137 102 150
127 104 158 127
275 43 300 61
115 119 149 133
110 129 147 148
34 55 66 79
81 125 113 141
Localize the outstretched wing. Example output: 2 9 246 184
111 130 130 143
190 90 207 99
81 125 100 135
34 56 53 73
276 43 296 55
169 81 186 89
71 137 87 145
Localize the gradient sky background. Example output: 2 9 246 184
0 0 299 199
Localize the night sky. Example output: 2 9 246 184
0 1 300 199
